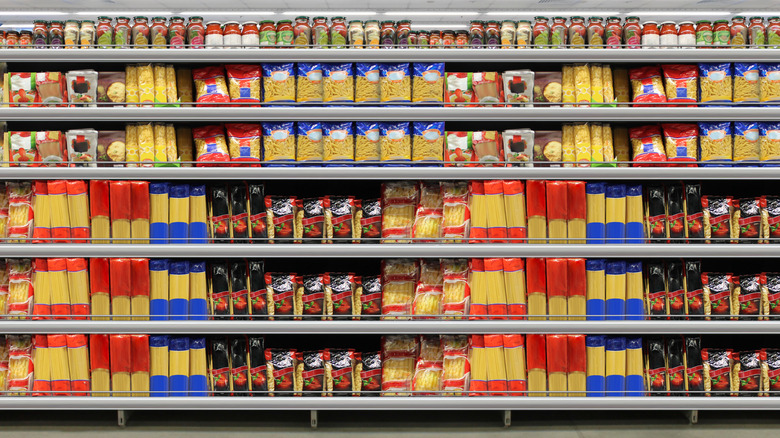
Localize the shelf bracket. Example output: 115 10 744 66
686 410 698 425
117 410 130 428
503 410 511 427
310 410 318 429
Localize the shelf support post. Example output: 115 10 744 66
503 410 511 427
311 410 318 429
686 410 698 425
117 410 130 428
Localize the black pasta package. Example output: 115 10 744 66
647 262 667 318
646 185 666 243
210 262 231 318
248 336 267 396
736 274 762 320
359 351 382 395
684 183 703 243
736 350 762 396
684 260 704 318
248 260 267 318
647 337 667 396
328 348 356 396
666 183 685 244
666 261 685 319
684 336 703 396
765 349 780 395
230 336 249 396
248 184 267 243
360 199 382 243
230 260 250 318
735 198 762 244
230 183 249 244
299 274 326 320
265 348 296 396
298 197 325 244
298 350 326 397
359 275 383 320
666 336 685 395
209 185 231 243
209 338 230 396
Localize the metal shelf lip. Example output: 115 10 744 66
2 244 780 258
2 396 780 410
3 166 780 180
1 320 778 335
1 107 779 121
1 48 779 63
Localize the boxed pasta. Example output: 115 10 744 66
734 198 762 243
355 63 380 103
733 122 760 163
296 63 323 103
35 72 67 106
262 63 295 103
379 63 411 103
34 131 66 166
445 72 476 106
533 71 562 105
629 66 667 106
661 64 698 104
502 129 534 166
192 65 230 106
444 131 474 166
472 72 503 106
533 130 562 167
412 62 445 103
322 122 355 165
96 71 126 106
225 123 262 164
699 122 733 166
379 122 411 164
225 64 261 105
296 122 323 163
759 122 780 163
703 195 735 243
322 63 355 103
472 131 503 166
734 63 760 103
703 272 735 319
762 196 780 242
412 122 444 163
759 63 780 105
629 124 666 165
97 130 125 167
699 63 733 106
702 348 735 396
263 122 296 165
502 70 534 105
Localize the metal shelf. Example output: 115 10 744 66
1 166 780 180
2 48 779 63
1 107 779 122
1 244 779 258
1 320 777 335
0 396 778 410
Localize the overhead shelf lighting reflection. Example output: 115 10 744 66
2 11 67 15
625 11 731 16
75 11 174 15
385 11 479 16
282 11 378 15
179 11 276 15
484 11 620 15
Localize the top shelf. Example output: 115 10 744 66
2 48 779 63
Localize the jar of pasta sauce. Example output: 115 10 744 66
187 16 205 48
533 16 550 48
0 32 5 47
6 31 18 47
205 21 223 48
132 17 150 48
169 17 186 48
417 30 429 47
49 21 64 47
294 17 311 47
712 20 730 46
456 30 468 47
696 20 713 46
500 20 515 48
365 20 380 47
95 17 112 48
769 17 780 49
380 21 395 48
568 16 586 47
259 20 276 46
731 16 748 47
550 17 566 48
660 21 677 48
348 20 364 47
748 17 766 47
623 16 641 48
442 30 455 47
678 21 695 48
429 30 442 47
516 20 531 47
642 21 660 48
19 30 32 47
33 20 48 47
79 20 95 48
223 21 241 48
150 17 167 48
396 20 411 47
64 20 79 48
409 31 418 47
276 20 294 46
605 16 622 48
331 17 348 48
241 22 259 48
312 17 329 47
469 20 484 47
587 17 604 47
485 20 500 47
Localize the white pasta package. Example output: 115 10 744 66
441 258 470 319
413 335 444 395
412 259 443 319
441 182 470 243
381 335 419 396
6 335 33 395
412 182 443 243
381 181 419 243
381 259 419 320
441 335 471 395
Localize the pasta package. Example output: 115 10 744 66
192 124 230 165
502 129 534 166
734 63 760 103
380 63 411 103
699 63 733 105
262 63 295 103
759 122 780 163
442 335 470 395
471 72 504 106
762 196 780 242
412 62 445 103
734 122 761 163
412 260 444 318
661 123 698 165
442 182 470 243
702 348 734 395
533 71 562 105
381 259 419 318
613 68 630 103
662 64 698 104
445 73 477 107
561 65 575 106
412 122 444 163
380 122 412 163
573 64 591 105
381 182 418 243
703 196 735 244
629 124 666 165
322 122 354 164
629 66 667 105
759 63 780 104
573 123 591 166
296 63 323 103
192 65 230 106
225 64 261 105
590 64 604 104
153 64 167 105
412 182 443 243
296 122 323 163
324 197 357 244
381 335 418 395
699 122 733 166
225 123 262 164
533 130 563 166
355 122 380 163
355 63 380 103
322 63 355 103
360 199 382 243
263 122 296 165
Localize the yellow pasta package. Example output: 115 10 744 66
759 63 780 104
602 65 615 104
296 63 323 103
412 182 443 243
381 182 418 244
733 122 760 163
612 68 630 103
355 63 381 103
192 65 230 106
699 63 733 105
176 68 193 105
699 122 733 165
322 63 354 103
590 64 604 104
412 260 444 318
573 64 591 106
165 65 178 105
380 63 411 103
381 335 418 395
734 63 759 103
760 122 780 163
442 335 470 395
152 123 167 163
136 64 155 106
175 126 193 166
262 63 295 103
574 122 591 166
296 122 323 163
612 126 630 166
412 63 445 103
225 64 261 105
125 65 139 106
153 64 167 104
136 123 155 166
125 123 139 166
562 65 575 106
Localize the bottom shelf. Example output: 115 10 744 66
1 397 778 410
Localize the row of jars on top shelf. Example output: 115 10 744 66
2 15 778 49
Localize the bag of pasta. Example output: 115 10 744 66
733 122 760 164
322 63 354 103
445 72 477 107
412 261 444 319
699 63 733 106
629 124 666 165
192 124 229 165
759 122 780 164
759 63 780 105
355 122 381 163
412 335 444 394
355 63 380 103
441 182 470 243
381 335 418 395
661 123 698 166
412 122 444 163
296 63 323 103
702 196 736 244
225 64 261 106
262 63 295 103
441 335 470 395
225 123 262 165
322 122 354 165
192 65 230 106
573 64 591 106
699 122 733 166
262 122 296 165
629 66 667 106
380 122 412 164
412 62 445 103
412 182 444 243
662 64 698 104
381 260 419 319
381 182 419 243
380 63 411 103
472 72 504 107
296 122 323 164
734 63 760 104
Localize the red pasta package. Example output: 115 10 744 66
412 182 444 243
629 66 667 106
412 259 444 319
381 335 419 396
225 123 262 165
441 182 470 243
381 259 419 320
661 123 698 165
629 125 667 165
441 259 470 319
192 65 230 106
661 64 698 104
225 64 261 106
381 182 419 243
412 335 444 395
192 125 230 165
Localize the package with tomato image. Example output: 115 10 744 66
763 349 780 395
441 182 470 243
703 272 735 320
629 125 667 165
208 185 231 243
685 261 705 317
225 64 261 106
502 70 534 106
762 196 780 243
7 131 38 166
192 124 230 165
703 348 735 396
327 349 357 396
325 196 356 244
703 195 735 243
645 185 666 243
296 350 327 396
444 72 477 107
192 65 230 106
684 336 704 396
735 274 763 320
646 262 667 319
266 273 298 320
411 259 444 320
666 336 686 395
472 131 504 166
761 273 780 320
296 198 326 244
666 261 686 319
359 275 382 319
661 123 698 166
247 336 267 395
359 351 382 395
684 184 704 243
628 66 667 106
265 196 297 243
266 348 298 396
665 184 686 243
229 336 250 396
326 272 356 319
209 338 230 396
297 274 326 320
8 73 37 107
381 181 418 243
412 336 444 396
247 184 267 243
359 198 382 243
229 261 250 318
734 198 762 243
734 350 764 396
225 123 262 165
443 132 474 166
646 337 667 396
229 184 249 244
209 263 231 318
245 260 267 319
661 64 698 104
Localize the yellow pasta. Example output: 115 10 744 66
125 65 139 105
176 68 194 104
562 123 576 166
264 127 296 162
49 336 71 395
323 67 354 103
297 69 324 103
701 75 733 103
602 65 615 104
574 123 591 166
562 65 575 106
137 64 155 106
176 127 193 166
125 124 139 166
380 68 411 103
32 338 50 395
590 64 604 104
323 131 354 162
137 123 155 166
412 70 444 103
412 130 444 162
590 123 604 163
153 123 167 163
613 68 630 103
734 126 760 162
153 64 167 104
263 73 295 102
380 135 412 162
356 72 380 103
573 64 591 106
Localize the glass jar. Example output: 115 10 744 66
205 21 223 48
79 20 95 48
348 20 364 47
516 20 532 48
533 16 550 48
331 17 348 48
660 21 677 48
0 32 5 47
417 30 429 48
455 30 468 48
312 17 329 47
365 20 380 48
150 17 167 48
731 16 748 47
19 30 32 47
293 17 311 47
169 17 186 48
132 17 150 48
605 16 622 48
64 20 80 48
748 17 766 48
500 20 515 48
259 20 276 47
242 22 259 48
587 17 604 48
696 20 713 47
623 16 642 49
95 17 112 48
642 21 660 48
223 21 241 48
568 16 586 47
6 31 18 47
678 21 696 48
712 19 730 46
442 30 455 47
33 20 48 47
276 20 293 46
469 20 484 47
187 16 205 48
485 20 500 47
380 21 395 48
397 20 411 47
49 21 64 48
550 16 567 48
768 17 780 49
409 31 417 47
429 30 442 47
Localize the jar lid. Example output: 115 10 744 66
241 21 258 26
170 16 185 21
152 17 167 21
381 20 395 25
81 20 95 24
679 21 694 25
313 16 327 20
487 20 499 25
295 16 309 20
643 21 658 25
748 16 764 21
50 20 64 25
552 16 566 20
116 17 130 21
732 16 745 20
696 20 711 24
517 20 531 24
332 16 346 20
205 21 222 25
133 16 148 20
660 21 676 25
189 16 204 21
260 20 274 24
625 16 640 20
224 21 240 25
571 16 585 20
277 19 292 24
533 16 549 20
97 16 112 21
501 20 515 24
349 20 362 25
713 19 729 23
607 16 621 21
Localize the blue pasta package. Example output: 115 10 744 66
733 121 760 164
262 122 296 166
379 121 411 166
699 122 733 167
411 121 445 165
412 62 445 103
380 63 411 103
296 121 323 164
355 63 381 103
296 63 323 103
262 63 295 103
733 63 760 104
759 63 780 105
355 121 381 164
322 122 355 166
322 62 355 103
698 63 733 106
759 122 780 165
